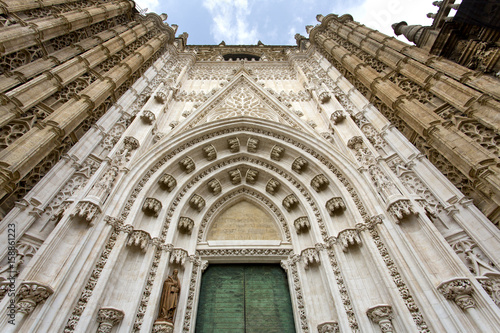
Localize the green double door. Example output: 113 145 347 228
195 264 296 333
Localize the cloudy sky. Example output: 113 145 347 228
134 0 454 45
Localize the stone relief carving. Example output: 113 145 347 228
302 248 321 268
157 269 181 323
228 169 242 185
270 145 285 161
70 201 101 225
478 274 500 307
326 197 346 215
311 174 329 192
140 110 155 124
292 156 308 174
283 194 299 212
142 197 162 217
169 249 188 266
158 174 177 192
189 194 206 212
387 199 417 222
179 157 195 174
336 228 362 252
207 178 222 195
247 137 259 153
245 169 259 184
294 216 311 233
266 178 281 194
15 282 53 316
127 230 152 252
227 137 240 153
330 110 345 124
317 321 340 333
178 217 195 234
202 144 217 161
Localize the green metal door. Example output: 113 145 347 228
195 264 296 333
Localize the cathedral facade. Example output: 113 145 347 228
0 1 499 332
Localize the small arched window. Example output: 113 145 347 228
223 53 260 61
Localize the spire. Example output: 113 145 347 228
392 21 426 46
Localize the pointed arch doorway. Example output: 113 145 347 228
195 264 296 332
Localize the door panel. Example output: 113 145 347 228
196 264 295 333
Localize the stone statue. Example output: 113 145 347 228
157 269 180 323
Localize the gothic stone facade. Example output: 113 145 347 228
0 2 499 332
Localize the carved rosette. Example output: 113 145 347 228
283 194 299 212
301 247 320 269
207 178 222 195
387 199 416 221
178 217 194 234
247 137 259 152
292 156 308 174
140 110 156 124
438 278 476 310
16 282 54 315
294 216 310 233
97 307 124 333
311 174 329 192
202 144 217 161
170 248 188 266
227 137 240 153
266 178 281 194
142 197 162 217
367 305 394 333
337 228 362 252
317 321 340 333
330 110 345 124
189 194 205 212
245 169 259 184
127 230 152 252
70 200 101 224
326 197 346 215
270 145 285 161
179 157 195 173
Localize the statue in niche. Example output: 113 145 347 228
156 269 181 323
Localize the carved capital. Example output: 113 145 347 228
97 307 124 333
152 321 174 333
16 282 53 315
317 321 340 333
387 199 416 222
438 278 475 310
367 305 394 332
70 200 101 225
127 230 152 252
170 248 188 266
337 228 362 252
301 247 320 268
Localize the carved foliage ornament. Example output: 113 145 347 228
97 307 124 333
367 305 394 333
438 278 475 310
16 282 54 315
142 197 162 217
159 174 177 192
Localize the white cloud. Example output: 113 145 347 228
203 0 258 44
345 0 436 40
134 0 160 13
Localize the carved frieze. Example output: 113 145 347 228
202 144 217 161
283 194 299 212
158 174 177 192
270 145 285 161
292 156 308 174
142 197 162 217
179 157 195 173
266 178 281 194
189 194 206 212
311 174 329 192
326 197 346 215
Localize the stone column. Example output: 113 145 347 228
96 307 124 333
